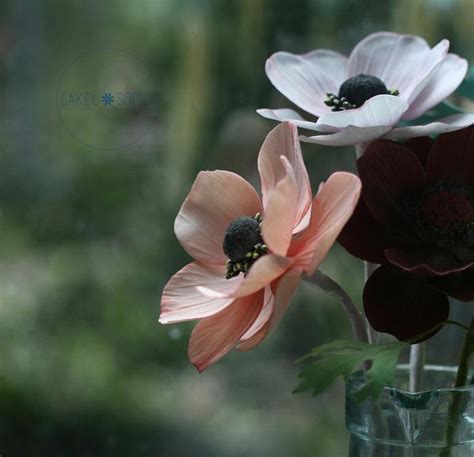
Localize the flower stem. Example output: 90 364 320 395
303 270 369 343
439 317 474 457
363 261 378 344
409 343 425 392
454 317 474 388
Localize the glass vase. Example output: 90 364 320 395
346 365 474 457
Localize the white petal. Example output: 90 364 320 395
316 94 408 130
300 125 393 147
256 108 323 131
265 50 349 116
348 32 448 101
403 54 469 120
385 114 474 140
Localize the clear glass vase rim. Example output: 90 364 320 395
383 364 474 396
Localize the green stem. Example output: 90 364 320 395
303 270 369 344
439 317 474 457
454 317 474 388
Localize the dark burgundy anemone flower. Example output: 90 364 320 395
339 125 474 342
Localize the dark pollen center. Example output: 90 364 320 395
223 216 263 262
421 190 474 232
338 74 389 108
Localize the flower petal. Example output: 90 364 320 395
265 50 349 116
403 54 468 120
188 290 264 371
235 325 269 351
426 125 474 186
268 267 302 332
160 262 240 324
404 136 433 169
316 94 408 130
348 32 448 101
239 286 274 342
430 268 474 302
363 264 449 342
256 108 322 131
175 171 262 264
338 197 392 264
385 113 474 141
235 254 293 297
358 139 425 226
261 158 299 256
236 268 303 350
258 122 312 234
289 172 361 275
300 125 393 147
385 248 474 276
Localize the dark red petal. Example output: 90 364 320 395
427 125 474 185
363 265 449 342
358 140 426 226
430 267 474 301
385 248 474 276
337 197 390 264
404 136 433 169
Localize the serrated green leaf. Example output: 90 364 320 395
457 66 474 101
294 340 406 403
351 344 402 403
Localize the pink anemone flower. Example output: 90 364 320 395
258 32 474 147
159 122 361 371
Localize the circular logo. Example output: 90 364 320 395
57 48 155 150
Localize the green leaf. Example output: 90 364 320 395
351 343 402 403
294 340 406 404
457 66 474 101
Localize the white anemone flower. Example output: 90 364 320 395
258 32 473 146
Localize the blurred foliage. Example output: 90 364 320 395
0 0 472 456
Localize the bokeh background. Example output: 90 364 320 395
0 0 472 456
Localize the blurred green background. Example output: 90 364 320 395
0 0 472 455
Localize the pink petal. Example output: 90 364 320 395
197 254 293 299
258 122 312 234
385 114 474 141
289 172 362 275
239 286 274 342
316 94 408 130
265 50 349 116
348 32 448 101
235 325 269 351
188 290 264 371
256 108 322 131
261 158 299 256
402 54 469 120
235 254 293 297
300 125 393 147
160 262 241 324
237 268 303 351
175 171 262 264
267 267 303 332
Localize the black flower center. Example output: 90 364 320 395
325 74 399 112
420 190 474 232
411 184 474 251
223 214 267 279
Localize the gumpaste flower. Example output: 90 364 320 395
338 126 474 341
160 122 361 371
258 32 474 146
